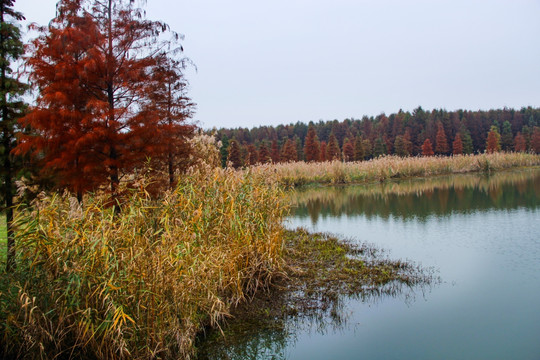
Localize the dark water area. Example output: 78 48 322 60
199 168 540 360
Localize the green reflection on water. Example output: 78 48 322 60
291 168 540 223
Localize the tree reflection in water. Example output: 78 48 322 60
292 168 540 224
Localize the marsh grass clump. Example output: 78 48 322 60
0 167 287 359
255 153 540 187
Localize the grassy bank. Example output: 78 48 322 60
0 167 286 359
253 153 540 187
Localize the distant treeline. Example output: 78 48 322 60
216 107 540 167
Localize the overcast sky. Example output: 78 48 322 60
16 0 540 129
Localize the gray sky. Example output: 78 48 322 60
16 0 540 129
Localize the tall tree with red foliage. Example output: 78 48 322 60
486 126 501 153
303 125 320 162
143 55 195 187
270 139 280 163
435 122 449 154
421 138 434 156
514 132 526 152
326 133 341 161
452 133 463 155
319 141 327 162
531 127 540 153
281 138 298 162
18 0 192 201
258 142 271 163
342 138 354 161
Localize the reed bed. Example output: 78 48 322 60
0 166 287 359
254 153 540 187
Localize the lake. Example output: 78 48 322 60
200 168 540 360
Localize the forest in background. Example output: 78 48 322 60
216 107 540 167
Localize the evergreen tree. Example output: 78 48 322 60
220 135 229 167
500 121 513 151
394 135 408 157
1 0 27 271
373 137 386 157
354 136 364 161
362 138 372 159
227 139 243 168
461 129 474 154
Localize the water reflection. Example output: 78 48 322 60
292 169 540 224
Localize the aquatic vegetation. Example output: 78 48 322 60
196 229 437 359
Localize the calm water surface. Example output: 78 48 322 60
203 168 540 360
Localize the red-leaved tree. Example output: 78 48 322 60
303 125 320 162
18 0 194 200
452 133 463 155
421 138 434 156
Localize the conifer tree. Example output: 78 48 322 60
421 138 434 156
326 133 341 160
220 135 229 167
342 138 354 161
435 122 449 154
303 125 320 162
500 120 513 151
319 141 327 162
1 0 27 271
270 139 280 163
531 127 540 154
373 137 386 157
394 135 407 157
281 138 297 162
362 138 372 159
258 142 271 163
452 133 463 155
246 143 258 165
514 132 526 152
227 139 243 168
486 126 501 153
19 0 192 201
354 136 364 161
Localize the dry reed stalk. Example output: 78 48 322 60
1 165 287 359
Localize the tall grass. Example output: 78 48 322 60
0 166 287 359
253 153 540 187
0 215 6 267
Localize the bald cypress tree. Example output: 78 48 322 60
1 0 27 272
